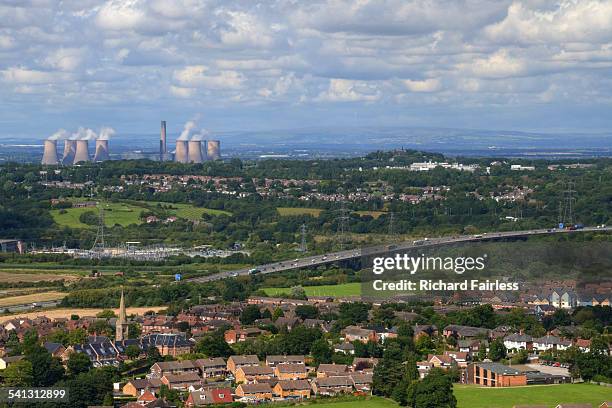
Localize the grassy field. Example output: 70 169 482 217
0 291 66 307
454 384 611 408
147 202 231 220
0 271 81 282
277 207 324 217
51 200 231 228
305 397 397 408
263 282 361 297
50 202 142 228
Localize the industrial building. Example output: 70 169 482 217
62 140 76 165
41 140 59 165
73 140 91 163
93 139 110 162
0 239 24 254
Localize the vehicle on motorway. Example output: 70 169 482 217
473 234 483 238
231 272 238 277
248 268 261 275
413 239 424 245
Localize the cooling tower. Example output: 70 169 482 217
41 140 59 165
160 121 167 160
175 140 189 163
207 140 221 160
93 139 110 162
188 140 204 163
62 140 77 165
73 140 90 163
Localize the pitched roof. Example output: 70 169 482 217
276 379 311 391
276 363 307 373
237 383 273 393
229 354 260 365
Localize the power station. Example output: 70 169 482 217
41 140 59 165
41 120 222 165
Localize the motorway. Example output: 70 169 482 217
186 226 611 283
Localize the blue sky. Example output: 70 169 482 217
1 0 612 139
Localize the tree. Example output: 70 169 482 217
146 346 163 364
373 342 405 398
407 368 457 408
290 286 307 300
125 345 141 360
272 307 284 321
295 305 319 320
311 338 332 365
68 352 93 375
339 302 370 324
96 309 117 318
23 335 65 387
195 331 233 358
488 339 507 362
477 343 487 362
240 305 262 325
511 349 528 364
3 359 34 386
222 279 246 301
67 328 88 345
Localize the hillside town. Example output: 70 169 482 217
1 285 609 407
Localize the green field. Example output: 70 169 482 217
277 207 323 217
454 383 612 408
51 200 230 228
50 202 142 228
147 202 231 220
312 398 397 408
263 282 361 297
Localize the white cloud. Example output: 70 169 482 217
95 0 147 31
43 48 85 71
485 1 612 45
173 65 245 90
1 67 68 84
170 85 195 98
402 78 441 92
317 78 381 102
461 49 528 79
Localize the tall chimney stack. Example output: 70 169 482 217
93 139 110 162
174 140 189 163
73 140 90 163
188 140 204 163
41 140 59 165
160 120 167 161
62 140 76 165
207 140 221 160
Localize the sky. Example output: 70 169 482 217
1 0 612 139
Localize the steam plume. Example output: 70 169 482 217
48 129 69 141
73 127 98 140
177 120 196 141
98 126 116 140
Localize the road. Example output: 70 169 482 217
2 300 61 313
186 226 611 283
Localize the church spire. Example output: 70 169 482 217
116 287 128 341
